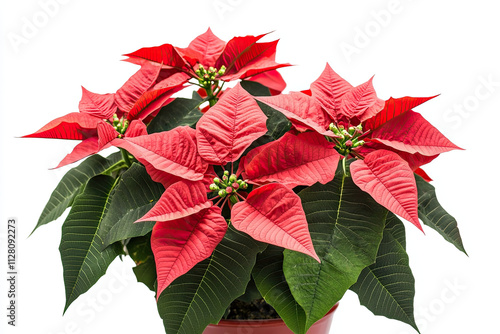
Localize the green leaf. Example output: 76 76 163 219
257 100 292 140
32 152 122 234
241 99 292 158
147 98 203 134
157 227 266 334
236 277 262 303
133 260 157 292
127 233 153 263
241 79 291 141
59 174 123 312
127 234 157 292
283 172 386 330
351 213 419 332
415 174 467 254
253 245 307 334
98 163 164 249
241 80 272 97
385 212 407 249
192 90 203 101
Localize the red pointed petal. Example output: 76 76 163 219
310 63 353 120
124 120 148 138
142 161 183 189
127 73 188 121
214 33 291 81
137 180 211 222
415 168 432 182
53 137 107 169
196 83 267 165
22 112 100 140
247 70 287 95
141 152 214 191
256 93 333 135
245 132 340 188
152 206 228 298
178 28 226 66
97 121 118 150
231 183 320 262
124 43 189 72
79 87 116 119
339 76 384 122
237 136 271 176
365 96 438 131
215 33 266 75
115 62 161 114
235 137 274 180
153 72 191 90
350 149 422 231
370 110 462 156
222 60 290 82
358 141 439 171
236 156 247 178
114 126 208 180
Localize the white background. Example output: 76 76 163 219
0 0 498 333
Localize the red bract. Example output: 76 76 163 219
231 183 320 262
118 83 321 298
196 84 268 165
256 63 462 231
256 91 334 135
151 206 228 299
246 70 286 95
359 95 462 169
241 131 340 188
124 28 290 92
23 62 187 168
137 180 212 222
114 126 209 181
350 149 421 230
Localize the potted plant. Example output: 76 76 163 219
24 28 465 334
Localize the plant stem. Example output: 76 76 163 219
101 160 127 176
213 81 225 98
208 82 225 107
120 148 132 167
208 96 218 107
188 80 204 88
214 196 225 207
342 157 350 177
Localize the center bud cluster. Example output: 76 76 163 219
108 114 129 138
209 171 248 204
329 123 365 156
195 64 226 88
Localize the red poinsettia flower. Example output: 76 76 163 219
112 83 326 298
255 63 462 231
23 62 187 168
124 28 290 98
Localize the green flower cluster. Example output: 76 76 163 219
329 123 365 156
110 114 129 138
209 171 248 204
195 64 226 87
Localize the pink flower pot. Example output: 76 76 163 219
203 303 339 334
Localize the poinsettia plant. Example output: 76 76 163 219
25 28 465 334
